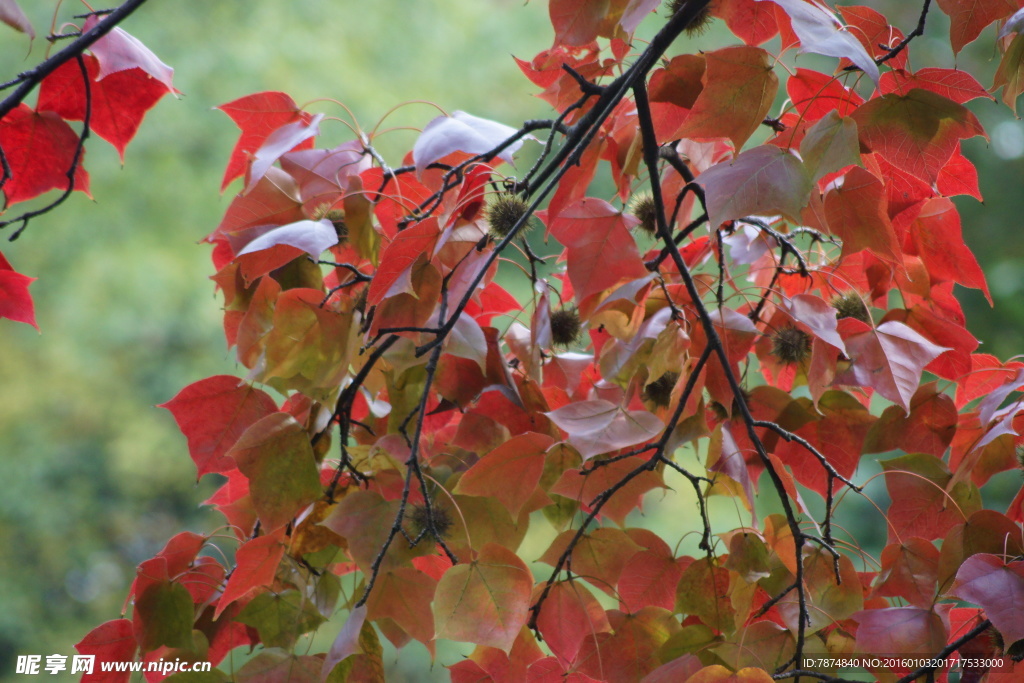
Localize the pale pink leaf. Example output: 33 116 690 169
413 111 526 176
83 15 174 92
621 0 662 32
779 293 845 352
244 113 324 193
321 605 367 680
950 554 1024 645
837 320 949 413
697 145 812 229
758 0 879 84
546 399 663 460
235 219 338 258
0 0 32 38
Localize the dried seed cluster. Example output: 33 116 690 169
831 292 870 324
771 326 812 364
486 194 532 240
550 308 583 347
643 371 679 407
629 192 660 237
408 503 454 540
667 0 715 36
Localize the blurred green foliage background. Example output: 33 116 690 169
0 1 1022 681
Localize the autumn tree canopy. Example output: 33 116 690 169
3 0 1024 681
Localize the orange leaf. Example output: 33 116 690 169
433 543 533 652
675 45 778 151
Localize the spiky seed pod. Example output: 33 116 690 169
831 292 870 324
771 325 812 364
408 503 454 540
550 308 583 347
1016 444 1024 472
667 0 715 36
643 371 679 407
486 194 532 241
311 203 349 243
628 192 660 237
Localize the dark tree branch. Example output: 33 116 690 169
876 0 932 66
633 77 818 673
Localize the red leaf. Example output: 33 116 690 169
852 607 947 660
75 619 136 683
775 391 873 498
0 252 37 329
543 198 648 306
549 0 607 46
936 144 982 201
541 528 643 597
881 452 981 543
365 568 437 646
787 69 864 123
159 376 278 479
713 0 779 46
618 544 683 612
824 166 900 262
864 383 958 458
82 16 175 93
838 5 908 70
455 432 554 516
366 218 439 306
899 197 990 303
0 104 90 207
535 581 611 664
880 68 991 104
217 92 313 191
950 554 1024 644
872 538 941 608
321 489 431 574
527 657 603 682
214 533 285 618
935 0 1017 53
37 55 170 161
575 608 680 681
852 89 986 185
550 457 665 526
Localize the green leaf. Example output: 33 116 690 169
799 111 860 183
228 412 322 532
236 591 326 649
133 580 195 653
